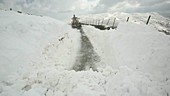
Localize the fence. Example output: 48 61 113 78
80 15 152 30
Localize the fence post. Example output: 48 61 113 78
146 15 151 25
97 20 99 25
107 19 110 25
113 18 116 27
127 17 129 22
101 19 104 25
95 19 97 25
98 20 100 25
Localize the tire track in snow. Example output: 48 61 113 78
72 28 100 71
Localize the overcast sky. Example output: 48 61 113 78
0 0 170 19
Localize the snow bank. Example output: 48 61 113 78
0 10 170 96
0 10 80 80
83 22 170 95
84 22 170 77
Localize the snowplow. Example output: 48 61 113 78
71 14 81 29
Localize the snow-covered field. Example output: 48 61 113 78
0 10 170 96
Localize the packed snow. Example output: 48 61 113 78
0 10 170 96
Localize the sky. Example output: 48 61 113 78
0 0 170 20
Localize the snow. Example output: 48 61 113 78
83 23 170 95
80 12 170 34
0 10 170 96
0 10 80 80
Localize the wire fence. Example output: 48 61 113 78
80 15 152 30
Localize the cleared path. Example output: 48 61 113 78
72 28 100 71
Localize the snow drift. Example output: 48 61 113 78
0 10 170 96
0 10 80 80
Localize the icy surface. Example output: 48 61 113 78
0 10 170 96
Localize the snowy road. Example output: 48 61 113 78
72 28 100 71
